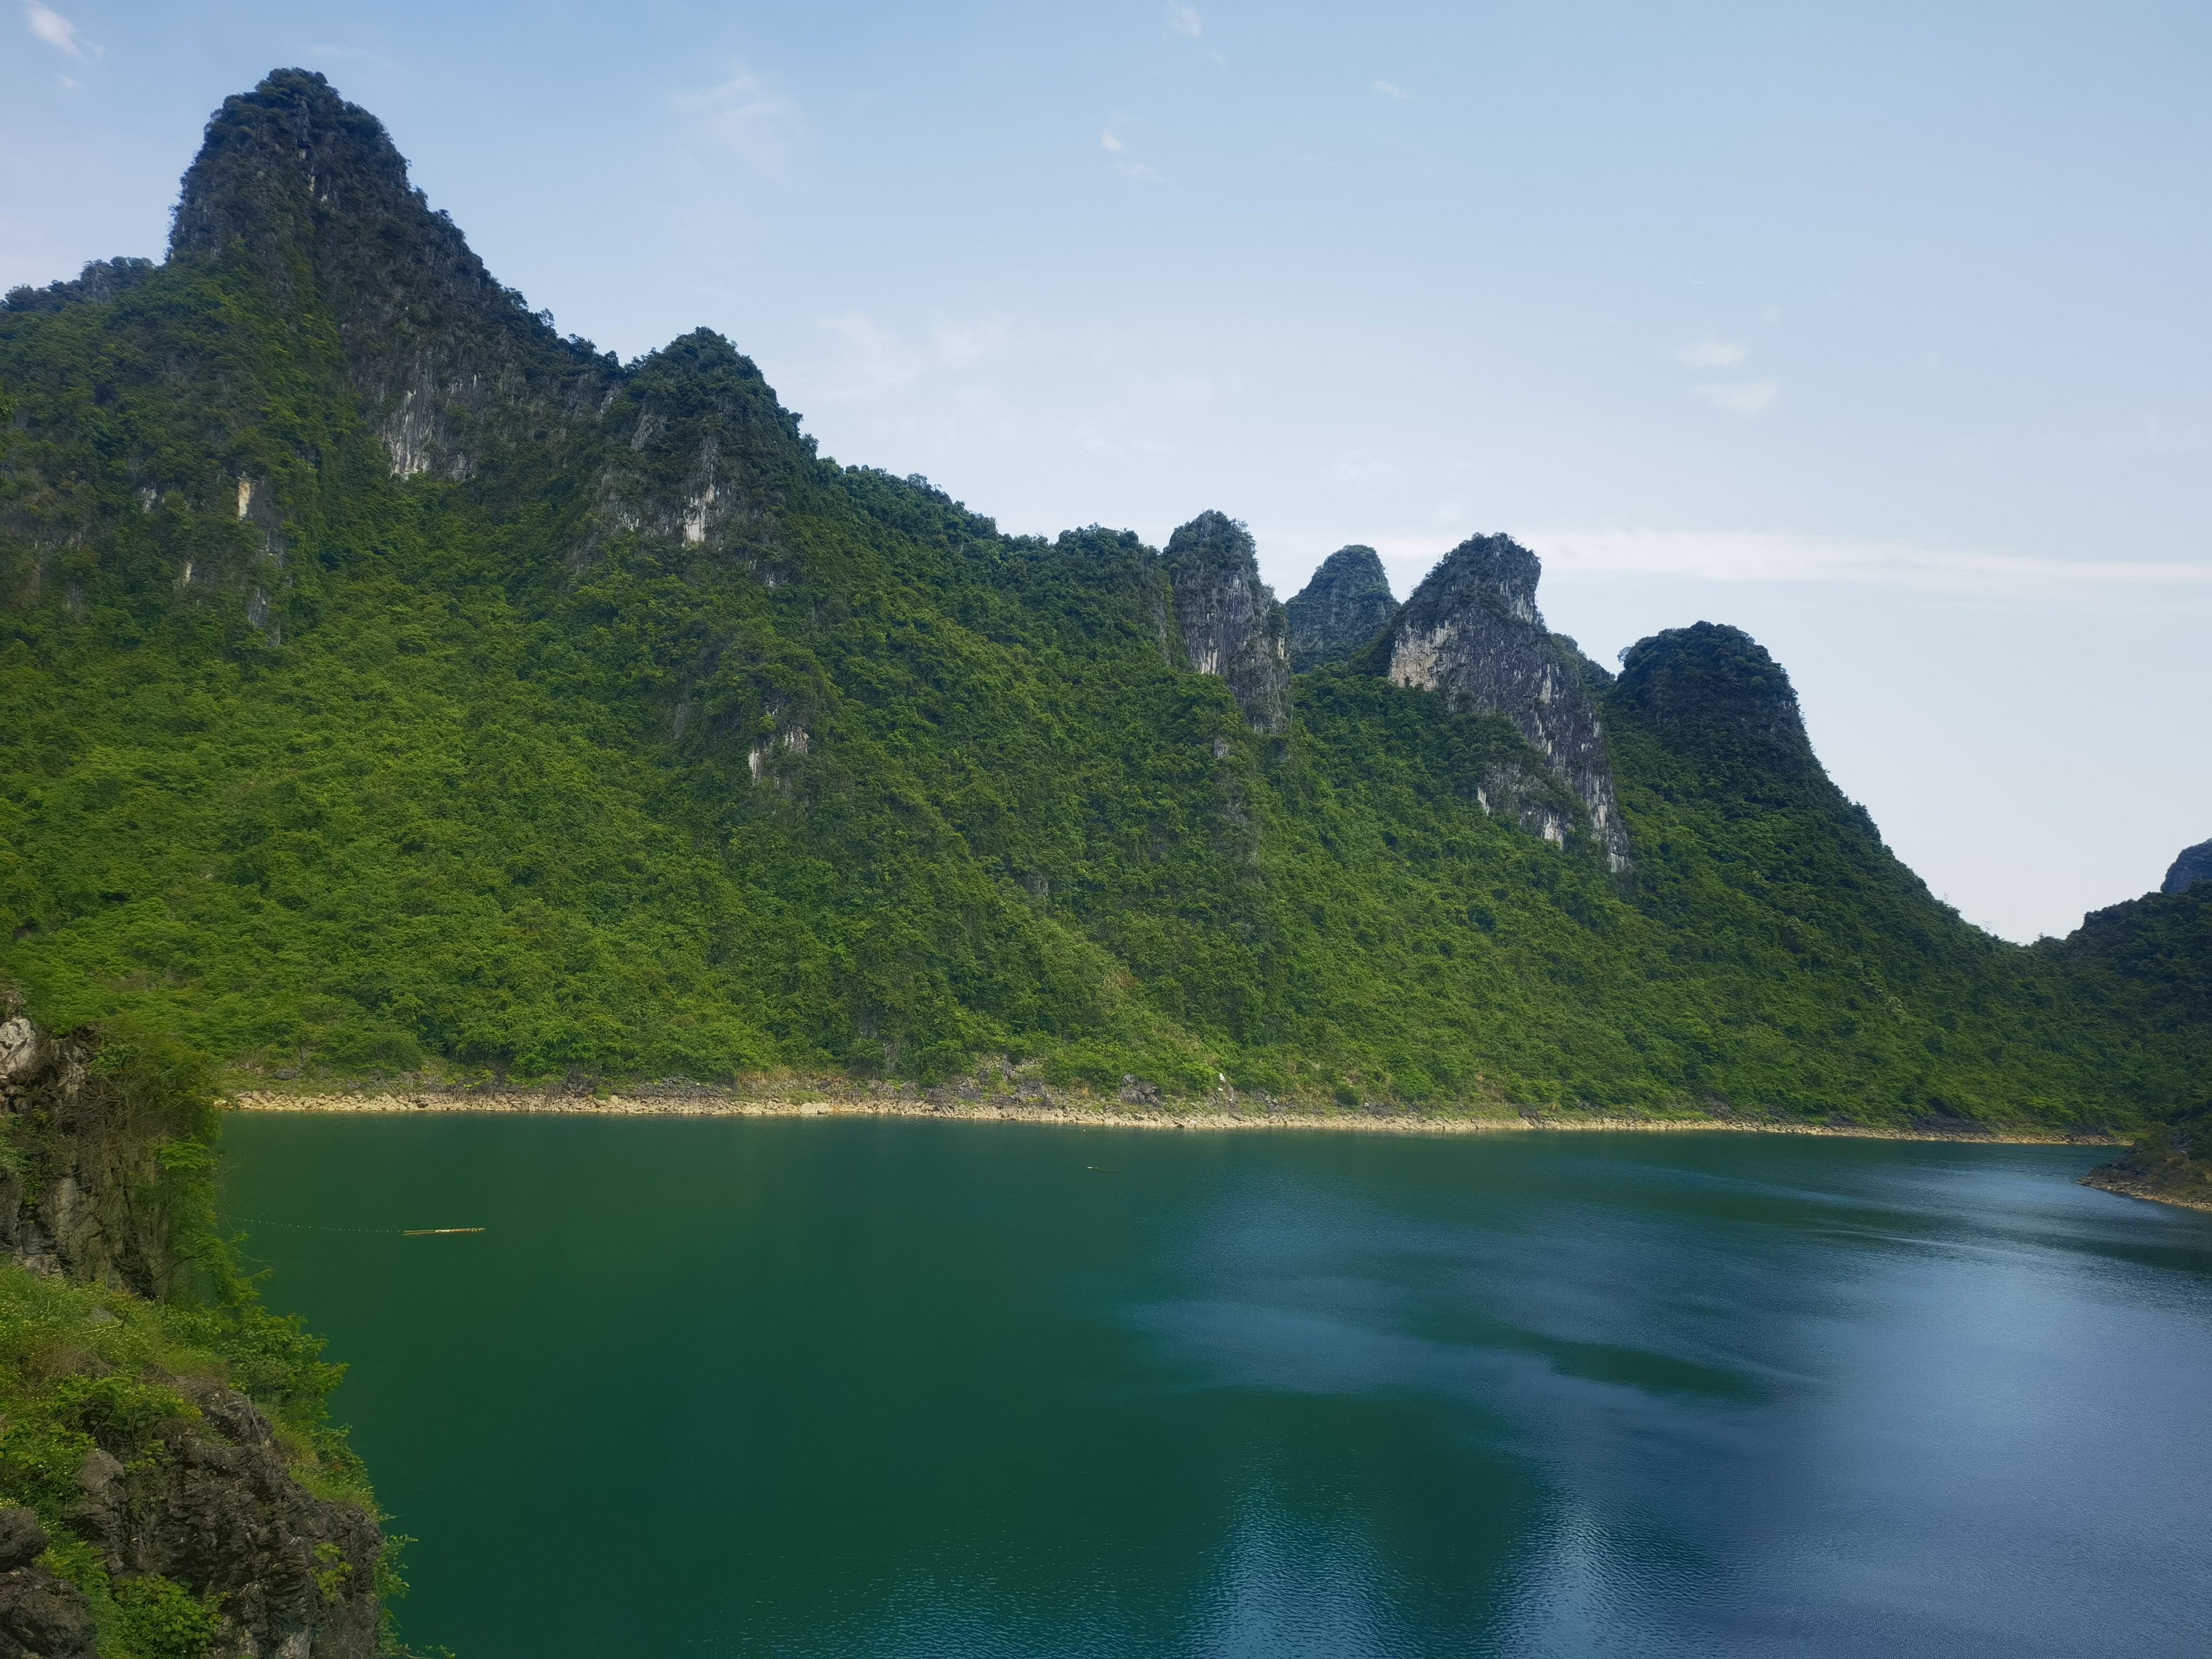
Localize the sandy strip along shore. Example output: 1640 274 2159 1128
224 1091 2117 1145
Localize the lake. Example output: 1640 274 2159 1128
219 1116 2212 1657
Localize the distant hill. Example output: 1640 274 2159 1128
3 70 2205 1134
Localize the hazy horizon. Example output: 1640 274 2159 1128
7 1 2207 940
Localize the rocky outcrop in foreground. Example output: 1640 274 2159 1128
78 1382 383 1655
1 1003 387 1656
1 1014 187 1299
1286 545 1397 672
0 1507 93 1658
0 1384 383 1659
1163 511 1291 733
1387 535 1630 868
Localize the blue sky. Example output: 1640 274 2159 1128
6 0 2209 940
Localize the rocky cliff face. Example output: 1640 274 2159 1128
1162 512 1291 734
2164 840 2211 896
70 1381 383 1657
1387 535 1629 868
176 69 821 601
170 68 616 482
575 328 811 575
0 1014 186 1300
0 1382 384 1659
1286 545 1397 672
0 1507 93 1659
0 1004 387 1656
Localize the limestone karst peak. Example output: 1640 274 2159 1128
170 69 616 483
1286 545 1397 672
1613 622 1817 779
1388 534 1630 869
1162 511 1292 734
170 69 416 263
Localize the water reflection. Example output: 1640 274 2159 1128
1119 1143 2212 1656
219 1120 2212 1658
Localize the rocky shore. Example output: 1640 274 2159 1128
225 1087 2119 1145
2078 1111 2212 1212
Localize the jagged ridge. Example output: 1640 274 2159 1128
0 68 2205 1137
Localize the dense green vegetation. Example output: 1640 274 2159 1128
2 69 2204 1135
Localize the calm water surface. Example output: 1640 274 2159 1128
219 1118 2212 1657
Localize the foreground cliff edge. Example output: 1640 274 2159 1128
0 1001 410 1656
2 69 2208 1159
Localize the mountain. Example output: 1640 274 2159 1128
2 69 2205 1135
1286 545 1395 672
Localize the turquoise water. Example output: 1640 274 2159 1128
219 1118 2212 1656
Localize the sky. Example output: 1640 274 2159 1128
5 0 2208 941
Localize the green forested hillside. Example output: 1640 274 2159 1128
2 70 2204 1131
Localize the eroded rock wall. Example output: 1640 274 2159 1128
1387 535 1629 868
0 1012 184 1301
1162 511 1292 734
73 1381 383 1657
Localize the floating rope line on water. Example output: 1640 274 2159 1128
221 1213 487 1238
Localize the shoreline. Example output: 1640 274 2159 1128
2076 1168 2212 1214
223 1090 2118 1147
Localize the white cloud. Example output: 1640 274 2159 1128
25 3 94 59
815 315 1016 401
1677 339 1747 368
1372 79 1411 100
670 68 802 180
1100 129 1157 174
1168 4 1204 37
1694 378 1779 415
1526 527 2212 597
